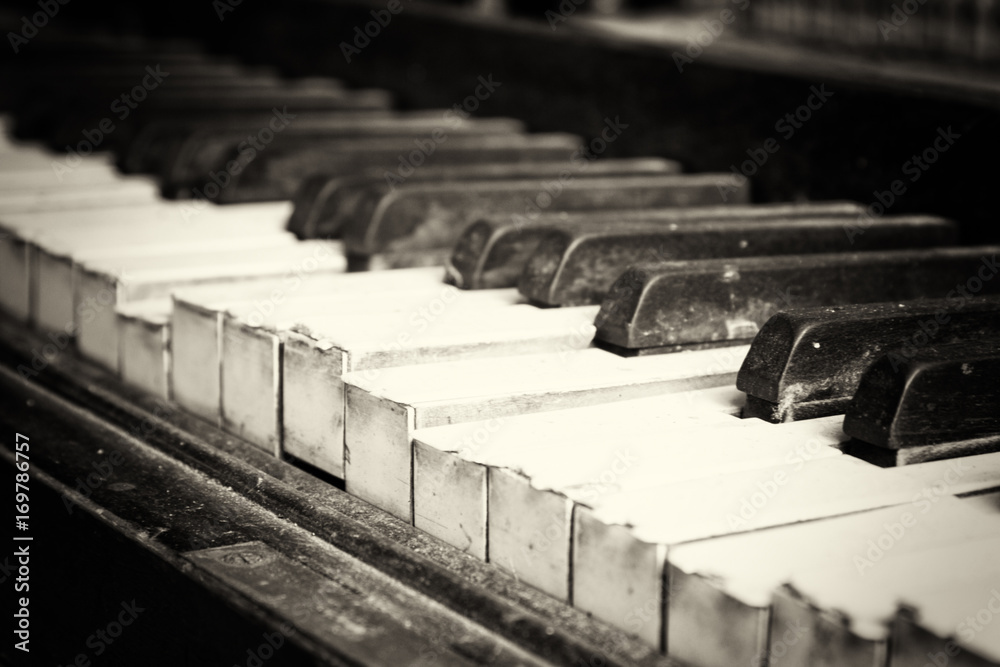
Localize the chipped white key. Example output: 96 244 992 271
768 453 1000 666
666 495 1000 667
892 563 1000 667
412 386 746 560
343 344 750 521
774 536 1000 667
479 415 846 605
574 456 980 651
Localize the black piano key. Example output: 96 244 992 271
287 157 680 240
738 296 1000 422
594 246 1000 353
843 339 1000 465
520 214 958 307
445 201 867 290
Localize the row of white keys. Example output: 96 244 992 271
587 454 1000 655
668 481 1000 667
169 268 458 423
0 150 164 319
217 286 535 458
409 387 753 561
75 236 344 371
411 386 1000 661
769 455 1000 666
225 298 595 468
411 409 846 627
25 201 295 331
494 416 847 606
341 343 750 521
892 542 1000 667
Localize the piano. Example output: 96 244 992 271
2 0 1000 665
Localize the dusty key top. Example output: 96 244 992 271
595 246 1000 354
288 157 683 240
343 344 750 521
185 133 585 203
771 529 1000 667
892 574 1000 667
446 201 867 290
666 495 1000 667
519 215 958 307
739 297 1000 423
341 173 750 269
843 339 1000 465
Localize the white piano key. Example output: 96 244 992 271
0 150 113 171
0 165 147 189
480 415 846 607
768 453 1000 665
343 343 750 521
117 299 172 399
666 495 1000 667
575 456 990 653
280 301 588 471
35 230 296 334
412 387 745 560
170 268 454 423
892 570 1000 667
0 201 293 323
225 295 561 462
774 541 1000 667
75 240 345 371
0 178 160 211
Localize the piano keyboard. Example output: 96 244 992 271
3 18 1000 667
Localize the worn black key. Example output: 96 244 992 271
739 297 1000 422
173 133 584 203
287 157 681 239
446 201 867 290
339 173 750 270
519 215 958 307
843 339 1000 465
595 247 1000 354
